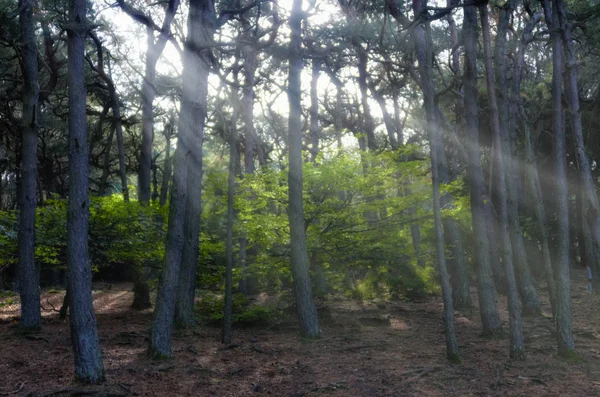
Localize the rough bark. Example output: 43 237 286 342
480 3 525 359
309 60 320 163
150 0 214 357
413 0 460 361
159 123 173 207
288 0 320 338
495 0 540 315
541 0 575 356
463 0 502 336
66 0 105 381
18 0 41 331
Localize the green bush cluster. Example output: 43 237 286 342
195 292 281 326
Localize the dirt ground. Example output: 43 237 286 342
1 270 600 396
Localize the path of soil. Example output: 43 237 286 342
2 271 600 396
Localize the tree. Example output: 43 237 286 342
17 0 41 331
287 0 320 338
479 2 524 359
542 0 575 356
463 0 502 336
412 0 459 361
66 0 105 382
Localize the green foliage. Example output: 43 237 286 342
0 195 167 277
195 292 280 326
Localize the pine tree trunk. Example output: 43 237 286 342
495 0 540 315
413 0 460 361
480 4 525 359
223 79 239 345
542 0 575 356
18 0 41 332
138 0 180 203
309 60 320 163
150 0 214 357
288 0 320 338
463 0 502 336
66 0 105 381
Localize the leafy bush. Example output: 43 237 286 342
195 292 280 326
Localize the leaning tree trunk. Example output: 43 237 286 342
495 0 540 315
18 0 41 331
66 0 105 382
287 0 320 338
150 0 214 357
542 0 575 356
463 0 502 336
480 3 525 359
413 0 460 361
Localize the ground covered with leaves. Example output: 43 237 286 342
2 271 600 396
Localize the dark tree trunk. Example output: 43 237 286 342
159 124 173 207
223 79 239 345
288 0 320 338
66 0 105 382
494 0 540 315
463 0 502 336
138 0 180 204
99 120 116 196
18 0 41 331
150 0 214 357
480 3 525 359
413 0 459 361
355 41 376 151
541 0 575 356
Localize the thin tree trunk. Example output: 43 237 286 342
150 0 214 357
66 0 105 381
159 125 173 207
223 80 239 345
355 41 376 151
413 0 459 361
542 0 575 356
18 0 41 331
288 0 320 338
463 0 502 336
99 120 116 196
309 60 320 163
480 3 525 359
138 0 180 204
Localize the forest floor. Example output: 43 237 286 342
2 270 600 396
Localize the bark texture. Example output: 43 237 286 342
66 0 105 381
18 0 41 331
288 0 320 338
463 0 502 336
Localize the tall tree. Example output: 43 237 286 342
463 0 502 336
288 0 320 338
412 0 459 361
66 0 105 382
18 0 41 331
479 2 524 359
150 0 215 355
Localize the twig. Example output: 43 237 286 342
0 381 25 396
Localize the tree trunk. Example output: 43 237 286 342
66 0 105 381
138 0 180 204
480 3 525 359
309 60 320 163
495 0 540 315
355 41 376 151
288 0 320 338
413 0 460 361
463 0 502 336
223 80 239 345
150 0 214 357
159 125 173 207
542 0 575 356
18 0 41 331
